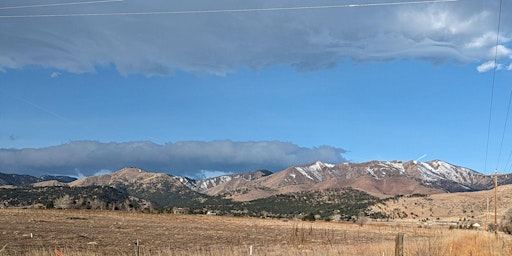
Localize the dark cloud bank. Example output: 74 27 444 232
1 0 510 74
0 141 347 178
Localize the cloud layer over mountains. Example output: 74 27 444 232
0 141 347 178
1 0 511 75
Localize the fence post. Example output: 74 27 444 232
249 245 253 256
135 239 140 256
395 233 404 256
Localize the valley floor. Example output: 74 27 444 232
0 209 511 256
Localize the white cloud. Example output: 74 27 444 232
0 140 347 178
477 60 499 73
475 44 512 72
0 0 509 75
494 45 512 58
465 32 498 49
50 72 60 78
199 170 233 179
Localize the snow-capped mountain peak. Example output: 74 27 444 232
172 159 509 200
292 161 336 181
416 160 481 186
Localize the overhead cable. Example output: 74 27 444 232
0 0 124 10
0 0 462 18
485 0 503 172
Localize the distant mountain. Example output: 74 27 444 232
181 170 272 192
39 175 76 183
0 172 76 186
4 160 512 222
32 180 70 187
5 159 508 200
179 160 512 201
69 168 225 209
3 160 512 211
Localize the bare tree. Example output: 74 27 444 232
500 208 512 234
356 211 368 227
53 195 73 209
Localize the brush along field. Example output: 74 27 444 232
0 209 511 256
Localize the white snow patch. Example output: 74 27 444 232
417 163 444 181
200 181 209 190
416 161 478 185
294 161 333 181
322 162 336 168
295 167 315 180
219 176 232 183
389 162 406 174
377 161 405 175
366 168 378 179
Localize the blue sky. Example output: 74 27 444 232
1 0 512 178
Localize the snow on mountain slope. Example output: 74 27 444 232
193 170 272 192
358 161 408 179
176 176 197 190
416 160 480 185
293 161 336 182
61 160 510 203
200 160 484 193
168 159 512 201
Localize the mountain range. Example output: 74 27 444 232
0 172 76 187
3 159 512 220
2 160 511 202
179 160 512 201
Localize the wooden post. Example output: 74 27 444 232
249 245 253 256
135 239 140 256
395 233 404 256
494 170 498 235
485 196 489 231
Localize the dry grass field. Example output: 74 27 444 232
373 185 512 223
0 208 511 256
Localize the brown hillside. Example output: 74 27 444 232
373 184 512 222
312 176 444 196
70 168 175 187
32 180 69 187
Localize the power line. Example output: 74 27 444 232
0 0 124 10
0 0 462 18
487 0 504 172
496 87 512 170
503 149 512 173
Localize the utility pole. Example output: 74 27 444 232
494 169 498 234
485 196 489 231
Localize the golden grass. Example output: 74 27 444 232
0 209 510 256
374 184 512 222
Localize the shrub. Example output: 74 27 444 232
500 208 512 234
302 213 316 221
